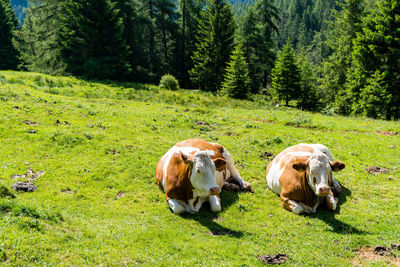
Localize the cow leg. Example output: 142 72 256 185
208 195 221 212
167 199 186 214
324 191 338 211
281 196 304 214
221 147 253 193
331 176 342 196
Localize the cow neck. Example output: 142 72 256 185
301 167 316 206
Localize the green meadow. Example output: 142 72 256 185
0 71 399 266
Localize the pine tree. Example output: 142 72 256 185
240 0 279 93
17 0 66 74
319 0 365 114
348 0 400 119
58 0 131 80
271 40 300 106
221 44 251 99
189 0 235 91
297 54 320 111
177 0 201 88
0 0 19 70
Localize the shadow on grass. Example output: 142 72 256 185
305 184 368 235
179 190 245 238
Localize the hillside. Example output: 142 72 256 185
0 71 399 265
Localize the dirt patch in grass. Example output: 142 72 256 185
377 131 398 136
12 166 44 182
352 247 400 266
260 151 275 160
366 166 389 174
23 120 39 125
258 254 288 265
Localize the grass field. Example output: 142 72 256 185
0 71 399 266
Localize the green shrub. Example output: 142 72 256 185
159 74 179 91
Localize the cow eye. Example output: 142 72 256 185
313 177 317 185
196 169 201 174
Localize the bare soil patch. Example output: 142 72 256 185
366 166 389 174
353 247 400 266
260 151 275 160
258 254 288 265
377 131 398 136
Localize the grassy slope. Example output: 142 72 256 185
0 71 399 266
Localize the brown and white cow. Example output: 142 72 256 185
156 139 253 214
266 144 345 214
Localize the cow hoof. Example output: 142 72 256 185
292 204 304 214
168 199 186 214
243 182 254 193
211 205 221 213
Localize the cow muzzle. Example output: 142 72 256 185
316 186 330 197
209 186 220 196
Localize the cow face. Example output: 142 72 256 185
293 153 345 197
181 151 226 197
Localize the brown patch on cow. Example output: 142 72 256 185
164 153 194 204
366 166 389 174
23 120 39 125
260 151 275 160
377 131 398 136
352 247 400 266
258 254 288 265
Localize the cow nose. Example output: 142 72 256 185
209 187 220 195
318 187 330 196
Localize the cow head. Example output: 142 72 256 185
292 153 345 197
180 151 227 197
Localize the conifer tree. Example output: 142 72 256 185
271 40 300 106
221 44 251 99
348 0 400 119
0 0 19 69
240 0 279 93
17 0 65 74
190 0 235 91
58 0 131 80
297 55 320 111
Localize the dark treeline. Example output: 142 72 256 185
1 0 400 119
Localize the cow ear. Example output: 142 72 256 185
292 161 308 172
213 158 227 170
180 152 194 164
331 161 345 172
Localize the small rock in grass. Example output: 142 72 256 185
12 106 21 110
28 129 37 134
12 182 37 192
258 254 288 265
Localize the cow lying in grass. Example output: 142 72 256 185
266 144 345 214
156 139 253 214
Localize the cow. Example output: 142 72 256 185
156 139 253 214
266 144 345 214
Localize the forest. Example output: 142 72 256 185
1 0 399 120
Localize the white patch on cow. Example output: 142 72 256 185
190 151 219 198
209 195 221 212
292 202 304 214
167 199 186 214
307 152 331 195
327 195 337 210
221 148 245 188
266 160 284 194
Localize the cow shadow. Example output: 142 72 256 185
179 190 245 238
304 184 368 235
